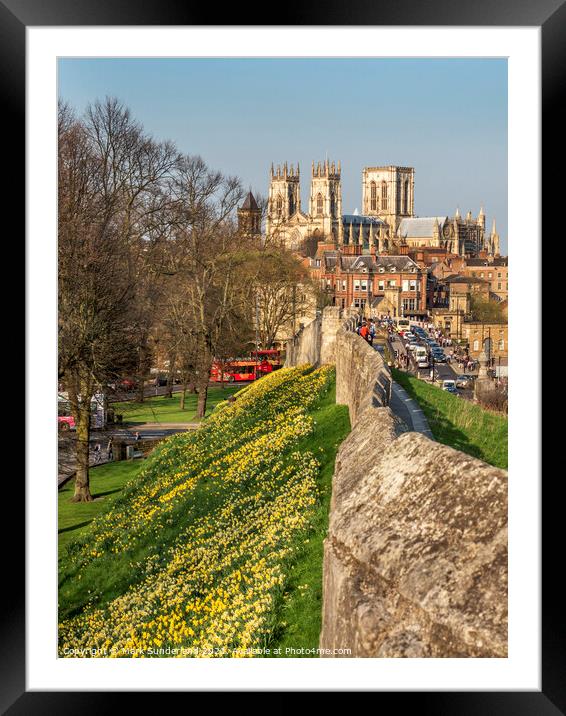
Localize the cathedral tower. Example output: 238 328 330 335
265 162 301 238
362 165 415 234
309 159 343 241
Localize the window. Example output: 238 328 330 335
330 191 336 217
361 280 368 292
288 187 295 215
342 280 346 291
354 280 361 292
403 179 409 214
370 181 377 211
316 193 324 215
410 279 417 291
473 340 480 351
499 339 505 350
403 298 416 311
388 280 396 287
402 280 409 292
381 181 388 210
341 298 345 309
497 282 501 290
354 298 361 308
276 194 283 217
378 280 385 290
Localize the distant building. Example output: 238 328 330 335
265 160 500 258
310 248 427 317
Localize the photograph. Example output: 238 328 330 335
55 56 510 660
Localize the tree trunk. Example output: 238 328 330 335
180 379 187 410
71 405 93 502
196 379 208 419
166 353 176 399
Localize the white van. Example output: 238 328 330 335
414 346 429 368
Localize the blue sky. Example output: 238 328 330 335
59 58 508 251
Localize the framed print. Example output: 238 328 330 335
8 0 561 710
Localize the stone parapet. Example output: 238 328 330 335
320 426 508 658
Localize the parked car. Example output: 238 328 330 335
455 375 473 388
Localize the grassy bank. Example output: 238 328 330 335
59 462 143 561
392 368 507 469
58 366 350 658
112 385 240 424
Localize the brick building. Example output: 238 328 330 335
310 246 426 317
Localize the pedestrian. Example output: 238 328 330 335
134 431 140 442
93 442 102 464
368 319 375 346
359 321 370 341
107 436 114 462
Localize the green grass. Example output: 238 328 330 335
112 385 240 424
269 381 350 656
392 368 507 469
58 461 143 561
58 367 351 656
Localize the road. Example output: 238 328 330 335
387 329 476 399
58 423 195 487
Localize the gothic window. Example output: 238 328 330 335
381 181 388 211
288 187 295 216
330 191 336 217
403 179 409 214
316 193 324 216
370 181 377 211
276 194 283 217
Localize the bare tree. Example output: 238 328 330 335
58 98 178 502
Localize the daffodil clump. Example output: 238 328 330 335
59 365 335 657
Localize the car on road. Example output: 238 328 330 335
455 375 474 388
441 379 459 395
431 352 447 363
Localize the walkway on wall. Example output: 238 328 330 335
390 381 435 440
374 344 434 439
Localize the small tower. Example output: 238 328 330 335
238 190 262 239
477 206 486 230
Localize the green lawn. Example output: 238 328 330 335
58 461 143 561
392 368 507 469
112 385 240 424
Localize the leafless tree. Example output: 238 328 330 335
58 98 178 501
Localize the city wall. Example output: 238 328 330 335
286 307 508 658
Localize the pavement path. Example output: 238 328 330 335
374 342 434 439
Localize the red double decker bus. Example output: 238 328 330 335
210 350 282 383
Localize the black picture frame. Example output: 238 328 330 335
10 0 559 710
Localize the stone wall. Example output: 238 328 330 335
285 307 508 657
325 313 506 658
285 313 321 367
320 426 508 657
335 322 392 426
